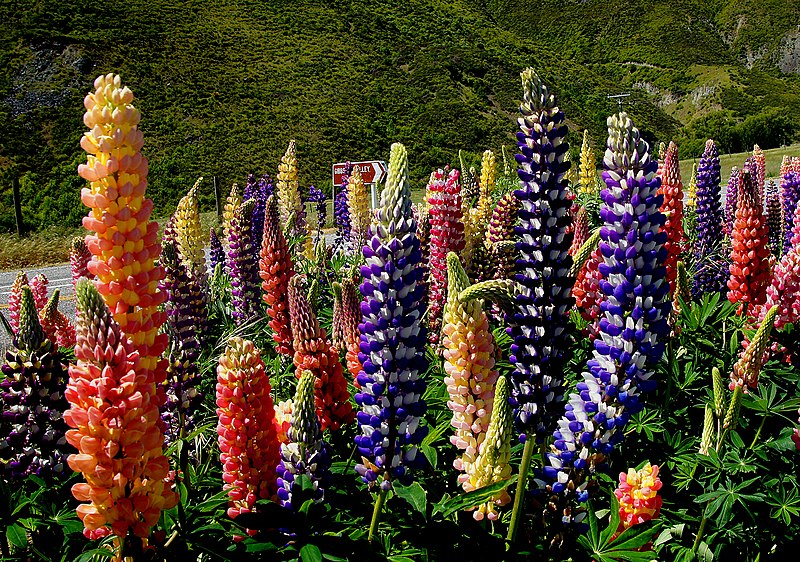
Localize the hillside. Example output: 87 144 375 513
1 0 799 231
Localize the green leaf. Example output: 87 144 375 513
73 549 115 562
697 540 714 561
433 475 517 517
300 544 323 562
394 482 427 516
6 524 27 549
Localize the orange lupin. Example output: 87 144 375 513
657 142 685 293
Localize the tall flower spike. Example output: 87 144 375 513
276 369 331 510
0 286 70 479
334 161 352 248
753 144 766 198
568 206 590 257
65 280 176 540
70 238 94 286
308 184 327 233
244 174 269 261
573 246 604 340
339 277 363 382
39 289 77 348
259 195 295 357
761 203 800 329
172 181 208 339
277 140 311 258
725 167 741 236
508 67 574 436
730 305 778 390
686 162 698 210
77 73 168 417
223 183 242 255
615 463 663 530
782 171 800 255
480 149 498 194
693 140 728 297
427 167 465 343
578 130 597 196
348 166 371 255
442 253 499 484
209 227 224 272
541 112 670 533
464 374 512 521
354 142 429 491
487 191 520 280
216 337 280 526
7 271 29 334
227 199 261 325
288 275 354 431
765 181 783 257
29 274 49 312
728 171 770 315
658 141 685 293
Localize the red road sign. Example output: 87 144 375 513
332 161 387 186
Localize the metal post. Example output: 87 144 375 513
213 176 222 220
12 177 23 236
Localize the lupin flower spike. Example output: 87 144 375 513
7 271 29 334
308 184 327 232
274 399 294 445
540 111 670 537
276 369 331 510
77 73 168 412
765 181 783 257
427 167 465 343
260 195 295 357
339 277 363 382
476 150 497 229
730 305 778 390
578 130 597 196
464 374 513 521
277 140 312 258
725 167 740 236
244 174 269 260
728 171 770 315
223 183 242 255
216 337 280 527
38 289 77 348
70 237 94 286
658 141 686 293
572 246 604 340
355 142 429 496
65 280 177 540
614 463 663 530
334 161 353 247
0 286 70 479
753 144 766 196
209 227 225 272
171 181 208 339
487 191 520 280
29 274 49 312
568 206 590 257
693 140 728 297
288 275 354 431
782 171 800 255
348 166 371 255
672 261 692 323
686 162 698 210
442 253 499 483
227 199 261 325
760 204 800 329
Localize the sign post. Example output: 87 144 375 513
331 160 388 209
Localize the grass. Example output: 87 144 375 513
678 142 800 184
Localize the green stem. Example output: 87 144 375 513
749 415 768 450
692 508 709 554
506 437 536 544
368 488 388 543
663 337 675 409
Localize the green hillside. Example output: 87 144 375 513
1 0 799 232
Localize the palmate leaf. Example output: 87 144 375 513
577 495 660 562
432 475 517 518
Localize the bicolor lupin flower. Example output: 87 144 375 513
760 204 800 329
693 140 728 297
725 167 740 236
223 183 242 256
333 277 363 382
38 289 76 349
783 171 800 255
573 245 603 340
29 274 49 313
615 463 663 530
427 167 465 344
216 337 280 526
507 67 574 436
442 253 499 483
276 370 331 510
487 191 520 280
65 280 177 540
70 237 94 286
753 144 766 197
0 286 70 479
568 206 590 257
171 181 208 340
354 142 429 491
227 199 261 325
540 112 670 530
7 271 29 334
259 195 295 357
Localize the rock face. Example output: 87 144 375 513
779 29 800 74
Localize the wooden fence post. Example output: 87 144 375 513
12 177 23 237
213 176 222 220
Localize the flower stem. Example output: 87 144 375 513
749 415 768 449
506 436 536 544
368 488 388 543
692 508 709 553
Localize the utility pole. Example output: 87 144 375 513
12 177 23 236
607 93 631 112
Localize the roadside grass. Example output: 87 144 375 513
679 143 800 184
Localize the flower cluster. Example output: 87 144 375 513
615 463 663 530
0 286 70 479
568 206 590 257
725 167 740 236
658 141 685 293
507 68 574 436
760 204 800 328
354 143 429 491
753 144 766 196
307 184 327 232
476 150 496 227
348 167 371 255
578 129 597 196
7 271 28 333
427 167 465 343
693 140 727 297
333 277 363 382
686 162 698 210
39 289 77 348
65 280 177 539
276 370 331 510
216 337 280 524
30 274 49 312
334 161 353 247
274 399 294 445
573 244 603 340
244 173 270 259
783 171 800 255
766 181 783 257
730 305 778 390
260 195 295 357
277 140 311 258
227 199 261 325
209 227 225 272
442 253 499 483
223 183 242 256
70 237 94 286
487 191 520 280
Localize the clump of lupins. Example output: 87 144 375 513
227 199 261 325
540 112 670 540
216 337 280 524
354 143 428 518
77 73 168 421
782 171 800 255
615 463 663 530
441 253 499 484
730 305 778 390
7 271 29 333
693 139 728 297
486 191 519 279
728 171 770 315
209 227 225 272
657 141 685 292
426 167 465 343
260 195 295 357
766 181 783 257
38 289 77 348
334 161 352 247
70 237 94 286
348 167 371 254
0 286 70 479
223 183 242 255
578 129 597 196
462 374 512 521
65 280 177 540
288 275 354 431
276 370 331 510
725 167 740 236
